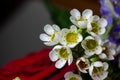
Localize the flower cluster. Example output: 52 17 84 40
40 9 116 80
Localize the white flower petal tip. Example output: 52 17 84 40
82 9 93 19
55 59 67 69
70 9 81 20
49 51 59 62
64 71 82 80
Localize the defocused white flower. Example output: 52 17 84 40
13 77 20 80
49 45 73 69
70 9 93 29
40 24 61 46
64 71 82 80
76 57 90 73
60 25 83 48
87 15 107 35
89 61 108 80
81 35 102 56
99 40 116 60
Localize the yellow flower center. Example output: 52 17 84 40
66 76 79 80
86 39 98 50
91 22 99 34
66 32 78 43
50 32 55 41
58 48 70 60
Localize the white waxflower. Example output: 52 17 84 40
99 40 116 60
40 24 61 46
60 25 83 48
49 45 73 69
13 77 21 80
87 15 107 35
70 8 93 29
81 35 102 56
64 71 82 80
89 61 108 80
76 57 90 73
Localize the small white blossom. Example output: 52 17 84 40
87 15 107 35
81 35 102 56
13 77 21 80
40 24 61 46
49 45 73 69
99 40 116 60
70 9 93 29
64 71 82 80
89 61 108 80
60 25 83 48
76 57 90 73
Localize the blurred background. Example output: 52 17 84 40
0 0 100 67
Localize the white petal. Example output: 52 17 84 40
99 53 107 59
70 9 81 20
95 46 102 55
85 36 94 40
89 65 93 76
70 16 77 25
52 24 60 32
53 45 62 50
78 33 83 42
108 56 114 60
101 71 108 80
67 43 77 48
77 21 87 28
94 61 103 67
39 33 50 41
99 28 106 35
82 9 93 19
85 51 94 56
44 24 54 35
68 56 73 65
70 25 77 31
92 15 100 21
44 42 56 46
98 18 107 28
64 71 73 78
109 49 115 55
81 70 88 73
55 59 67 69
49 50 59 61
103 62 109 71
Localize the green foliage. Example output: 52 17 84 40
43 0 72 29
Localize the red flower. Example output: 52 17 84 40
0 48 77 80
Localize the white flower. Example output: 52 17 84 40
76 57 90 73
99 40 116 60
81 35 102 56
40 24 61 46
70 9 93 29
13 77 21 80
89 61 109 80
87 15 107 35
64 71 82 80
60 25 83 48
49 45 73 69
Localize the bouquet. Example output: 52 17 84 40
40 7 117 80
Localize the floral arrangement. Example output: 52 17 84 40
39 8 117 80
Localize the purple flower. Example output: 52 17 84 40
99 0 120 45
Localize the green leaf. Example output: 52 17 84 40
43 0 72 29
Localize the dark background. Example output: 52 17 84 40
0 0 53 67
